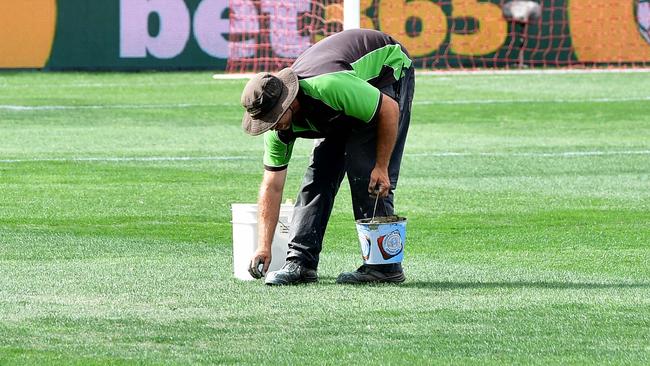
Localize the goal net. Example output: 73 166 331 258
226 0 650 72
226 0 343 72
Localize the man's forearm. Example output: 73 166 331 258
376 94 399 169
367 94 400 196
258 189 281 251
257 169 287 250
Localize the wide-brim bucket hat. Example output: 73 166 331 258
241 68 299 136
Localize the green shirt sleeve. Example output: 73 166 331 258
298 71 381 123
263 130 295 170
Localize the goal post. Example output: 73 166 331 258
343 0 360 30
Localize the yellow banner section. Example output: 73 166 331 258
371 0 506 57
569 0 650 62
0 0 57 68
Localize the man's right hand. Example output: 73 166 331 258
248 248 271 279
252 169 287 279
368 166 391 198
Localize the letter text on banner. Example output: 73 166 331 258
378 0 448 57
450 0 507 56
194 0 230 58
261 0 312 58
228 0 261 59
360 0 374 29
120 0 191 59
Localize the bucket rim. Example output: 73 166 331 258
355 216 407 225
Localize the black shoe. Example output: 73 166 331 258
336 264 405 284
265 261 318 285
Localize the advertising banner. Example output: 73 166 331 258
1 0 649 70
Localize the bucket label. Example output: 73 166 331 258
378 230 403 260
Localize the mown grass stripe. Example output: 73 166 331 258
2 150 649 164
2 96 649 111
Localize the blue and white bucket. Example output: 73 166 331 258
355 216 407 264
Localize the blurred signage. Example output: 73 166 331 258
119 0 311 60
1 0 650 70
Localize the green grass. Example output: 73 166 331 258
1 70 649 364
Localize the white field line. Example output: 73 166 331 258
0 81 219 88
2 150 649 164
0 103 216 111
0 156 250 163
1 68 647 88
414 96 650 105
2 94 648 112
212 73 254 80
0 68 647 89
415 68 650 76
406 150 650 158
1 68 647 89
212 68 650 80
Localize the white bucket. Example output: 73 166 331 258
231 203 293 281
355 216 407 264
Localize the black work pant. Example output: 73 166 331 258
286 67 415 270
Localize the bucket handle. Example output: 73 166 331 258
277 220 287 230
370 193 387 222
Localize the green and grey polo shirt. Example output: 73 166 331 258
263 29 413 171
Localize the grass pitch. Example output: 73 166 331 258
1 70 649 364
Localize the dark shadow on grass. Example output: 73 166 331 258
268 276 650 289
402 281 650 290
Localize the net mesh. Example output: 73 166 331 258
227 0 650 72
227 0 342 72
